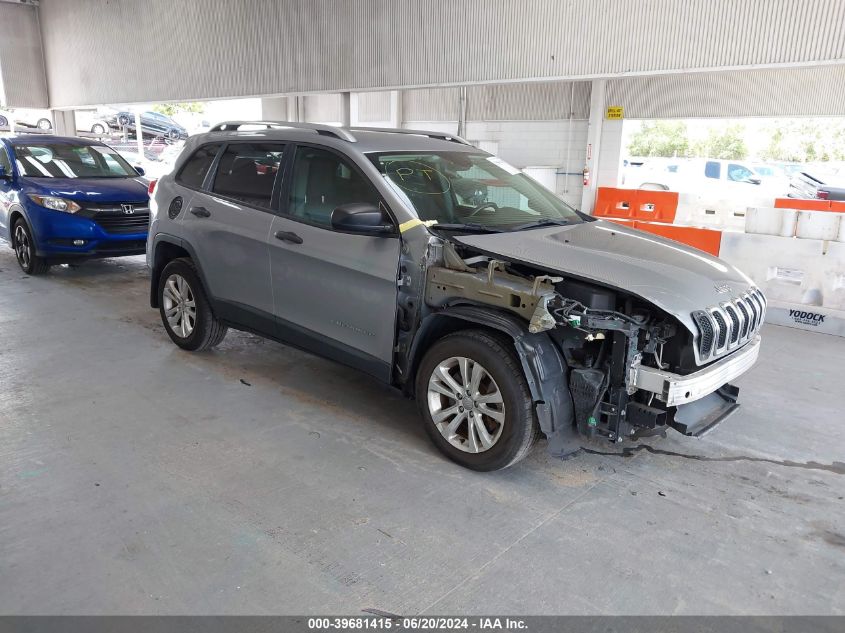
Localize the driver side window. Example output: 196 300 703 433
727 164 753 183
287 146 381 228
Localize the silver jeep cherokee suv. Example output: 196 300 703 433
147 122 764 471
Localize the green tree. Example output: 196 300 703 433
627 121 691 157
152 102 205 117
692 124 748 160
759 119 845 162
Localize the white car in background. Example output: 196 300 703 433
75 107 116 135
634 158 767 197
0 108 53 131
751 162 792 197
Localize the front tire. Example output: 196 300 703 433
37 118 52 131
158 258 227 351
13 219 50 275
415 329 539 471
91 123 106 135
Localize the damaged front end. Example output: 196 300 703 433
422 240 748 454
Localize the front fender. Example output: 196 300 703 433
413 305 580 457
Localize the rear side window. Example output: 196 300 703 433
176 144 221 189
704 161 720 179
211 143 286 209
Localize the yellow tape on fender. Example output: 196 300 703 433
399 219 438 233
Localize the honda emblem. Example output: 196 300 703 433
121 204 135 215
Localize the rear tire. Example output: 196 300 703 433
415 329 539 471
37 118 52 131
13 219 50 275
91 123 106 135
158 258 227 351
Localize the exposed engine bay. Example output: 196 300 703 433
419 239 743 450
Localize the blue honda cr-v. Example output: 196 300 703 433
0 135 150 274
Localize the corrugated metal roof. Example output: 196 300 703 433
403 82 591 122
35 0 845 108
607 65 845 118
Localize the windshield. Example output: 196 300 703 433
14 143 138 179
368 151 583 230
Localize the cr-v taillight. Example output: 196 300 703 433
817 189 830 200
148 179 158 196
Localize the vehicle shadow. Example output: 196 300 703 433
54 257 430 447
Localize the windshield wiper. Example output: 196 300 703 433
430 223 505 234
507 218 572 232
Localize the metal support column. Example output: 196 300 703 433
581 79 606 215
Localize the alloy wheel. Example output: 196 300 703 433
14 225 31 270
427 356 505 453
162 274 197 338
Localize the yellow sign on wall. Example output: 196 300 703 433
606 106 624 120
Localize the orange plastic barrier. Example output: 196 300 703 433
633 222 723 256
594 187 678 223
774 198 832 211
607 219 722 256
830 201 845 212
594 187 636 218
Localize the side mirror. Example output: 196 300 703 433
331 203 395 236
134 165 146 177
748 177 761 185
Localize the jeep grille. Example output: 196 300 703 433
692 289 766 362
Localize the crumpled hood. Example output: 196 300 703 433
22 177 149 204
453 220 755 333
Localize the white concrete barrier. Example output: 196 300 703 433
674 194 747 231
796 211 841 240
745 207 797 237
822 241 845 312
719 233 838 308
764 301 845 337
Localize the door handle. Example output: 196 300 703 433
275 230 303 245
190 206 211 218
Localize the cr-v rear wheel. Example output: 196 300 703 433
13 219 50 275
415 329 539 471
158 258 227 351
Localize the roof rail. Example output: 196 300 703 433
348 126 472 146
209 121 357 142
